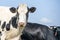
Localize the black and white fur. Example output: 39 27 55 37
0 5 26 40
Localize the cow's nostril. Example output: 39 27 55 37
19 22 24 27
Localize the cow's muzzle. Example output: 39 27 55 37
18 22 25 27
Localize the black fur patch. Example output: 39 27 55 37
0 31 1 34
0 21 1 25
0 31 2 36
1 21 6 29
6 24 10 31
21 32 34 40
26 12 29 20
22 22 56 40
11 17 18 28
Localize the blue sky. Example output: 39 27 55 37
0 0 60 26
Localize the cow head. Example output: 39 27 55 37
17 4 36 27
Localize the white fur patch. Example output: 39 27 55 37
18 4 28 26
0 6 17 24
5 25 25 40
0 25 6 40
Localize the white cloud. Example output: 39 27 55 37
40 17 52 23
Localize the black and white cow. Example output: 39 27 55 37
0 4 28 40
16 4 56 40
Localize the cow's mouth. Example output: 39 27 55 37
18 24 24 27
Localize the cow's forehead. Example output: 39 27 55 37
18 4 28 14
19 4 27 8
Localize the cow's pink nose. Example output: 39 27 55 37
19 22 24 27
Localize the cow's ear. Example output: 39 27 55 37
29 7 36 13
10 7 17 13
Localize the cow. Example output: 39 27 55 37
0 4 28 40
16 4 56 40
